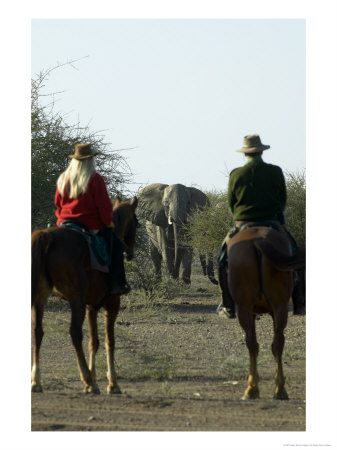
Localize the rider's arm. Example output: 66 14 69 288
227 175 235 216
278 169 287 212
91 174 114 227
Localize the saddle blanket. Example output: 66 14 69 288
60 221 110 273
217 220 284 269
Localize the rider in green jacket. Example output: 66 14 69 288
218 134 295 319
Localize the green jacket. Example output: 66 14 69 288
227 157 286 221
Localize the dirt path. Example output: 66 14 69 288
31 274 306 432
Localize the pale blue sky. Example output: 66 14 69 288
31 19 305 195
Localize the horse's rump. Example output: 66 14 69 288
229 226 304 271
228 227 295 313
31 227 91 304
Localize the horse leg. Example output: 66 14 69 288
69 298 98 394
31 297 47 392
271 308 289 400
150 241 162 278
105 296 121 394
238 308 260 400
86 306 101 394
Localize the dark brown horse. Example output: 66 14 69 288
227 226 305 400
31 197 138 394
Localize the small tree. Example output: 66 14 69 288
284 170 306 245
184 191 232 256
31 61 132 230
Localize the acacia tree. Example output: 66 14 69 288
284 170 306 246
31 62 132 230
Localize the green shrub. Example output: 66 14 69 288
284 170 306 245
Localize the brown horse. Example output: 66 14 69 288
31 197 138 394
227 226 305 400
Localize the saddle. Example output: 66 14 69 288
237 219 283 232
60 221 110 272
218 219 289 269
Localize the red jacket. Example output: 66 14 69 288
55 172 113 230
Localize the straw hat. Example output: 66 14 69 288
236 134 270 153
68 143 99 160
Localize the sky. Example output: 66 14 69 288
31 18 305 195
1 1 337 450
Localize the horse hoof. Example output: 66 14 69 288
107 384 122 395
84 384 101 395
31 382 43 393
242 388 260 400
274 388 289 400
217 306 236 319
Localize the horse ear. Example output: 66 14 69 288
113 196 121 210
130 196 138 211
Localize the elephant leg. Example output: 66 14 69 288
206 253 218 285
149 240 162 277
200 254 207 276
162 225 175 277
172 222 184 279
181 248 193 284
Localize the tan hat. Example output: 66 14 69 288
236 134 270 153
68 143 99 160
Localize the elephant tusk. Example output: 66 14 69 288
168 216 173 225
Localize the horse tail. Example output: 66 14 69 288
254 238 305 272
31 230 54 306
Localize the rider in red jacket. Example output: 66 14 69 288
55 172 113 230
55 143 130 294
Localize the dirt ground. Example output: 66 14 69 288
31 270 306 433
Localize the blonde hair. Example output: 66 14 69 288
57 157 96 199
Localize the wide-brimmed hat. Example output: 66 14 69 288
236 134 270 153
68 143 99 160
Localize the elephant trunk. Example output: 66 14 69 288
173 222 183 279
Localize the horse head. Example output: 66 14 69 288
113 196 138 261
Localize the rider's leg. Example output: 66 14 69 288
100 228 131 295
217 230 237 319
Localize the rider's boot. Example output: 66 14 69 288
217 241 236 319
100 228 131 295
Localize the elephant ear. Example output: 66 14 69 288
138 183 169 227
188 187 208 212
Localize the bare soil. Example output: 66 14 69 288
31 270 305 432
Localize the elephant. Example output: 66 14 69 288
138 183 218 285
